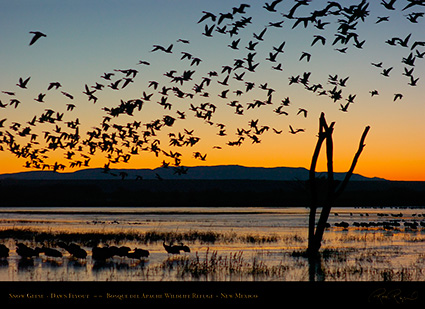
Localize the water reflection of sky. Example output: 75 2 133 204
0 206 423 231
0 207 311 234
1 207 425 281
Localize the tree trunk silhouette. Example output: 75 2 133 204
307 115 326 251
307 113 370 256
308 254 324 282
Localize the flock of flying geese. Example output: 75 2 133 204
1 0 424 177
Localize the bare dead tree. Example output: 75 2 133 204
307 112 370 256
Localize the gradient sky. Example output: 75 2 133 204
0 0 424 180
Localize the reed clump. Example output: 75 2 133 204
241 233 279 244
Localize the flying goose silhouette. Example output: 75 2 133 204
29 31 46 45
17 77 30 89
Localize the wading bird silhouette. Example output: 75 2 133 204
16 243 40 258
163 241 182 254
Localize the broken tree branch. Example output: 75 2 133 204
335 126 371 198
307 113 370 255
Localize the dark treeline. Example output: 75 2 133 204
0 179 424 207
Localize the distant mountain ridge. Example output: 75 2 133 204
0 165 386 181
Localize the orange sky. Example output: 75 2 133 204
0 1 424 181
1 114 423 181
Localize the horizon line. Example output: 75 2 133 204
0 164 396 181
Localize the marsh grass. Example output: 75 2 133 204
286 239 425 282
333 232 388 243
281 233 306 244
323 264 425 281
0 227 280 245
157 249 289 280
2 226 425 281
398 234 425 242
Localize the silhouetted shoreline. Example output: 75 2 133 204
0 179 423 207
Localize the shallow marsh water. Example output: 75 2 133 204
1 206 425 281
